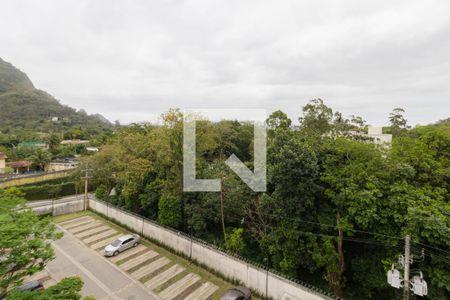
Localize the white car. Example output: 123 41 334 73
104 234 140 257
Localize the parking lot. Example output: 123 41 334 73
56 214 221 300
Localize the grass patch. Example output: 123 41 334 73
53 210 93 223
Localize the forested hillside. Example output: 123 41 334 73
84 101 449 299
0 58 112 139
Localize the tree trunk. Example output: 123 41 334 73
220 186 227 242
329 212 344 297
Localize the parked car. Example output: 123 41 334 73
219 286 251 300
17 280 45 292
104 234 140 257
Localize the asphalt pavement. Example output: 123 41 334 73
47 225 160 300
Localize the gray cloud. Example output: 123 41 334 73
1 0 449 125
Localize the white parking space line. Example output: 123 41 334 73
145 265 185 290
69 221 103 234
53 224 160 300
158 273 201 300
75 225 110 238
83 229 117 244
131 257 171 280
109 244 147 263
51 242 122 300
59 216 92 226
184 282 219 300
90 234 121 251
62 218 95 229
120 251 159 272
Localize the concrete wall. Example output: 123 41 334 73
0 170 73 188
27 195 85 216
88 197 333 300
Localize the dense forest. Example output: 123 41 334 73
83 100 449 299
0 58 113 144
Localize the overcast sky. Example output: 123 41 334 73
1 0 449 125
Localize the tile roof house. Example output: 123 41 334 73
7 161 32 174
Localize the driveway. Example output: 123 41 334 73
54 215 219 300
47 224 159 300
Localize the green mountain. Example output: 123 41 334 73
0 58 112 136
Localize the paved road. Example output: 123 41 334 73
47 225 159 300
27 195 83 208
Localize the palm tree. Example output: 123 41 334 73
28 149 52 171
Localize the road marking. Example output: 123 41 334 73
184 282 219 300
52 242 122 300
56 224 161 300
110 244 147 263
158 273 201 300
145 265 185 290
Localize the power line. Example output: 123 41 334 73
412 241 450 256
224 214 404 249
220 202 404 240
218 202 450 255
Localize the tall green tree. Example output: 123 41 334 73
0 189 62 297
7 276 92 300
389 107 409 135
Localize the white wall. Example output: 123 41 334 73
28 198 84 216
88 197 332 300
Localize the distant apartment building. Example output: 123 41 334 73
366 126 392 145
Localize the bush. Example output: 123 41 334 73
225 228 246 255
95 185 107 200
157 195 182 228
18 182 77 201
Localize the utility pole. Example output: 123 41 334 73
80 165 92 211
403 235 411 300
387 235 427 298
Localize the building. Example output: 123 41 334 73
60 140 90 145
86 147 99 152
0 152 7 174
7 161 32 174
366 126 392 145
45 159 79 172
18 141 49 150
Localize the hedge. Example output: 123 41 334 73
17 178 94 201
19 182 77 201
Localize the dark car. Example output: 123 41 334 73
219 286 251 300
17 280 45 292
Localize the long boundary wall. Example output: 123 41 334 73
89 197 335 300
27 195 84 216
0 170 73 188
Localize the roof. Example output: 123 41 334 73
118 234 136 241
7 161 32 168
0 152 7 159
60 140 90 145
18 141 48 147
